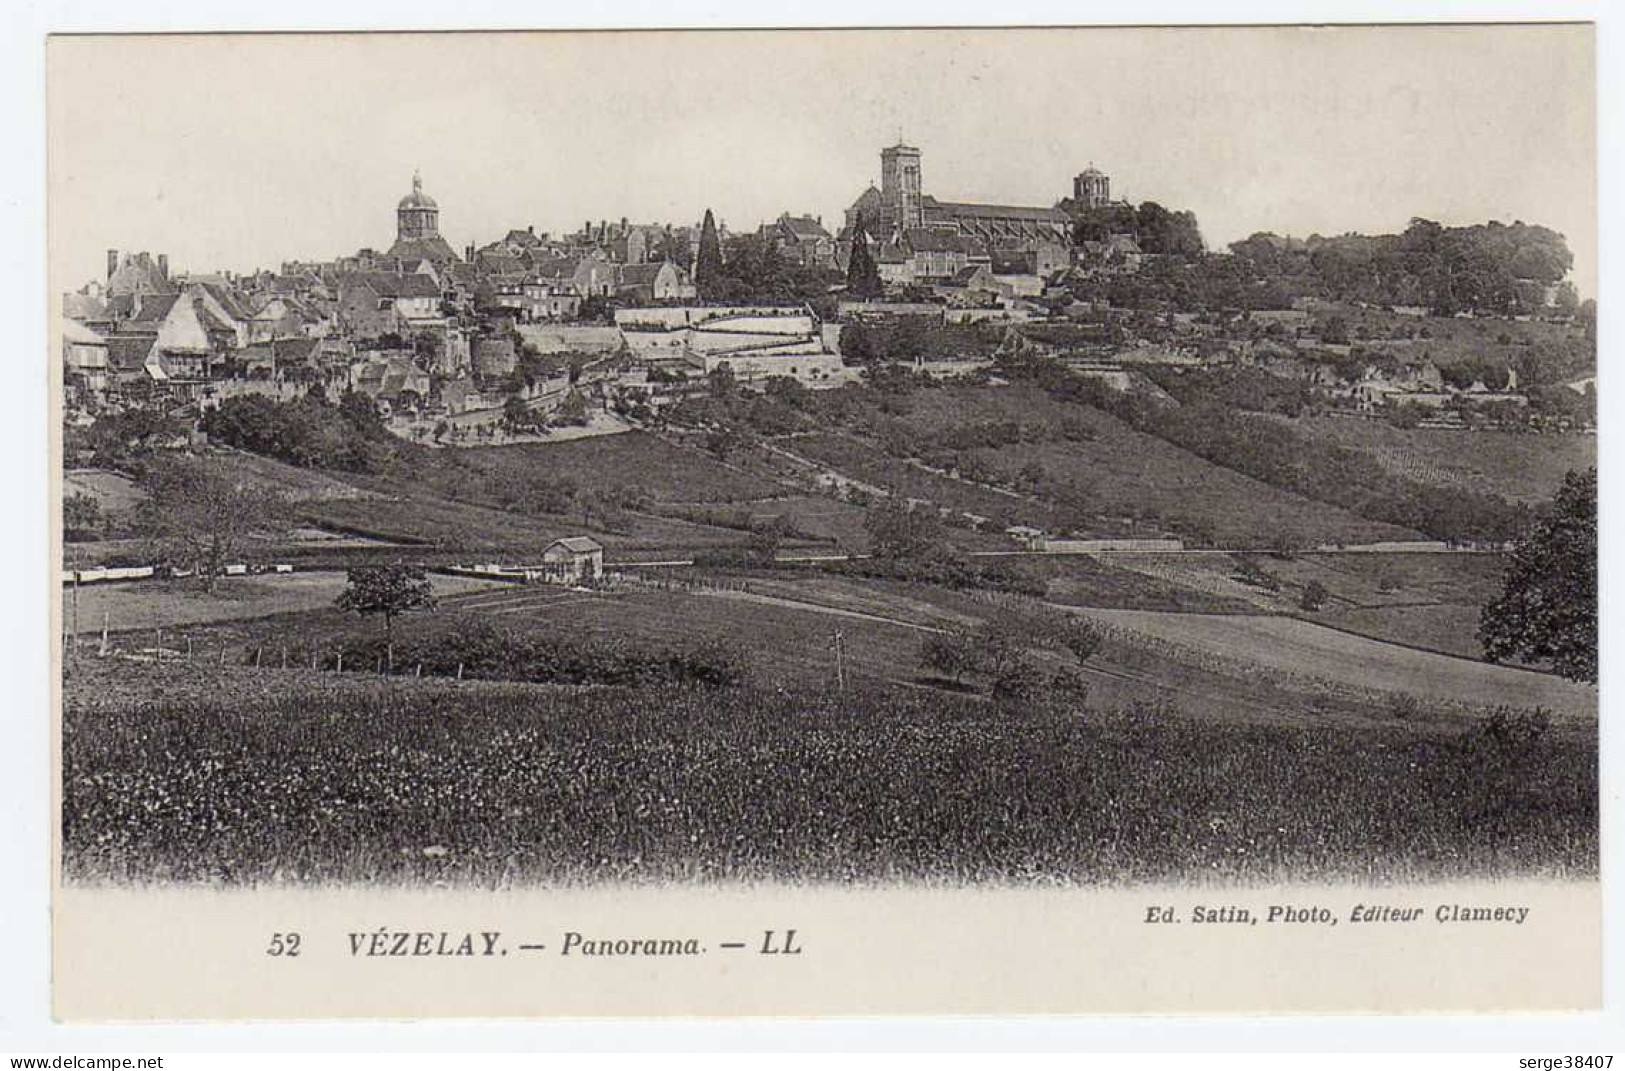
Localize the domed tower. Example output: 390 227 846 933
397 170 440 243
1073 165 1111 210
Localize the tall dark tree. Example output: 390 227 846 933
1480 468 1597 683
695 208 725 298
845 212 883 298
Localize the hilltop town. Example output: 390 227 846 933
59 147 1599 895
61 143 1596 457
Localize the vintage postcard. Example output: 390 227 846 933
48 24 1599 1020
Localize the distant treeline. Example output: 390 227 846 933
1227 219 1576 316
1057 218 1581 318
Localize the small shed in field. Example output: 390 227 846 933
540 536 604 584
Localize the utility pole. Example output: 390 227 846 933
832 629 846 693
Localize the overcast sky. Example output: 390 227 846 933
48 25 1596 295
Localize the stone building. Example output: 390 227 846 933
1073 165 1111 209
846 142 1071 246
386 171 461 267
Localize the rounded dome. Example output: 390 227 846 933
398 171 437 210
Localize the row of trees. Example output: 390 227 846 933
1228 218 1578 317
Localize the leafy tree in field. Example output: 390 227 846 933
920 625 981 685
981 623 1041 705
1480 468 1597 683
864 499 950 561
845 212 883 299
695 209 725 297
1050 614 1104 666
137 459 290 591
335 563 437 652
1300 580 1330 612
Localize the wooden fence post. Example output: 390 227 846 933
415 663 422 679
254 646 262 668
337 652 344 673
219 645 227 666
281 646 288 669
456 662 464 681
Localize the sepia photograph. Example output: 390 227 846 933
44 21 1601 1021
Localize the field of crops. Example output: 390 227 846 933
1067 608 1597 718
122 579 937 691
63 469 148 513
1317 604 1486 661
301 492 764 558
399 432 785 505
61 658 1598 886
1287 417 1595 505
789 432 1047 530
68 571 508 634
794 384 1422 547
100 560 1568 727
963 438 1413 548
